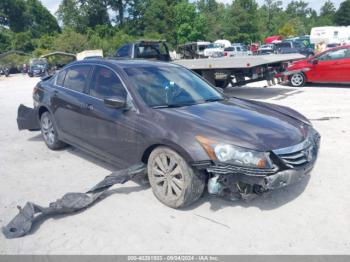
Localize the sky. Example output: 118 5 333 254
41 0 343 16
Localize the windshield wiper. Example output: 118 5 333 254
202 97 225 103
152 103 194 109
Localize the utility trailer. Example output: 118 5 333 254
173 53 305 88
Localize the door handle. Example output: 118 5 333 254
53 90 59 96
86 104 94 111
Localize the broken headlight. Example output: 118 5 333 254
196 136 274 169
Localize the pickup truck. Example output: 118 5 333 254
115 40 171 61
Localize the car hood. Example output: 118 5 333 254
158 98 310 152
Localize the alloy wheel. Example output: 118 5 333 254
150 153 184 201
290 73 305 87
41 114 55 146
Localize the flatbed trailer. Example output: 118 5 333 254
174 53 305 87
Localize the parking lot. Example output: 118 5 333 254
0 74 349 254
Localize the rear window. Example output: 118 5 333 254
224 47 234 51
63 65 91 93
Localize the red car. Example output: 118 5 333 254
284 45 350 87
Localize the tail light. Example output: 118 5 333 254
224 52 228 56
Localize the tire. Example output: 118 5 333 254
40 112 67 150
289 72 306 87
147 146 206 208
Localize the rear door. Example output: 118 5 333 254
80 65 141 167
52 65 92 142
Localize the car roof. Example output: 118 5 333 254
72 58 181 69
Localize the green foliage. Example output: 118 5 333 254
52 28 88 53
0 0 348 59
335 0 350 26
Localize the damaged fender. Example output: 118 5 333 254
17 104 40 131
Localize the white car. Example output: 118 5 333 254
203 43 225 57
224 45 252 57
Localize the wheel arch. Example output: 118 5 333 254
141 142 195 165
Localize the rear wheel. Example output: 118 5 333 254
40 112 67 150
147 146 206 208
289 73 306 87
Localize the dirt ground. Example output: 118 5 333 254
0 74 349 254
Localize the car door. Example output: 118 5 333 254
307 48 348 83
52 65 92 142
332 47 350 83
80 65 141 167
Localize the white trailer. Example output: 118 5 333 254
310 26 350 45
174 53 305 87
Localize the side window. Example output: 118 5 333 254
319 49 347 61
56 70 66 86
117 44 131 57
236 47 241 51
63 65 91 93
90 66 127 99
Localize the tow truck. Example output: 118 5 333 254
116 40 305 88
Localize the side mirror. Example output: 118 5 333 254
312 59 318 65
103 97 126 109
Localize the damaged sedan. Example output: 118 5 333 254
18 59 320 208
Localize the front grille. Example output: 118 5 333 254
273 136 319 169
207 163 278 176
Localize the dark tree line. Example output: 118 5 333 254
1 0 350 56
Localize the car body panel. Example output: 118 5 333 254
21 59 318 172
286 45 350 84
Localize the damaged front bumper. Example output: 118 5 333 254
17 104 40 131
193 132 320 200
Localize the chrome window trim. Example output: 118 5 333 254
53 62 138 112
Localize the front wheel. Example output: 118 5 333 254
40 112 67 150
147 146 206 208
289 72 306 87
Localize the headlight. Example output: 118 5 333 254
196 135 274 169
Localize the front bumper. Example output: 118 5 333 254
17 104 40 131
193 130 320 196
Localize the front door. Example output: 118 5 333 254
80 65 141 168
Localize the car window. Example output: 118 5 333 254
319 48 348 61
124 65 223 108
63 65 91 93
90 66 126 99
117 45 130 57
224 47 234 51
236 47 241 51
56 70 66 86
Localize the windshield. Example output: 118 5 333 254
124 65 224 108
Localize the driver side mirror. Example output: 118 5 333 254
103 97 126 109
312 59 319 65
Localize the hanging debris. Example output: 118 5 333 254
2 163 146 239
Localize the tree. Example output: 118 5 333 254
25 0 60 37
335 0 350 26
317 0 336 26
223 0 261 43
0 0 27 32
57 0 85 32
57 0 110 32
52 29 88 53
173 2 207 44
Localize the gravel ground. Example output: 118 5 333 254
0 74 349 254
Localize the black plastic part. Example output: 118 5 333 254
17 104 40 131
2 163 146 239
